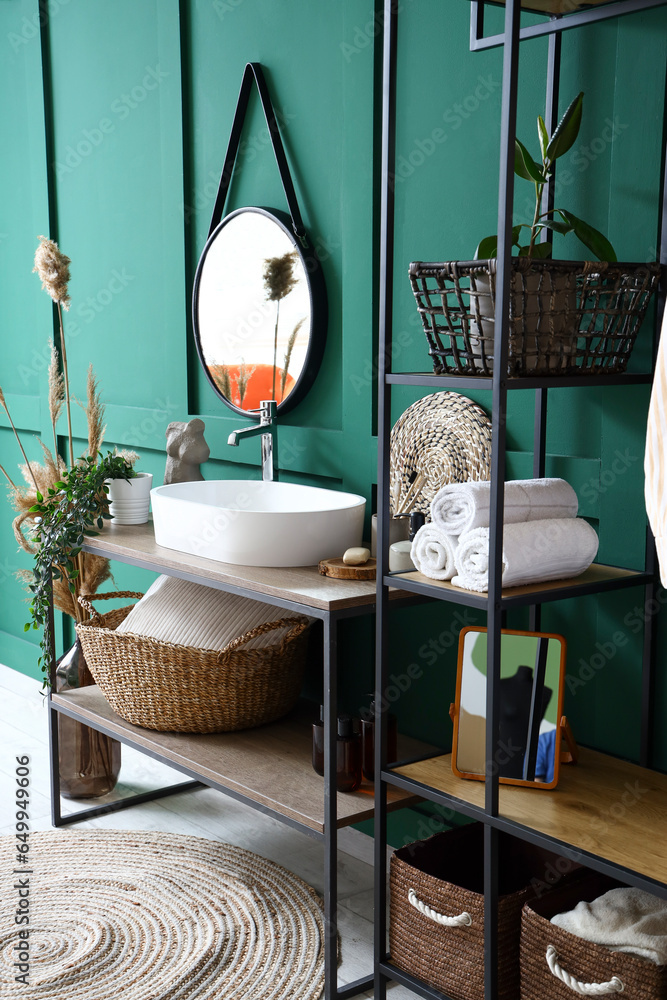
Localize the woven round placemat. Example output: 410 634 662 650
0 830 328 999
390 392 492 517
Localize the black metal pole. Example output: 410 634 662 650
485 1 522 998
375 2 399 997
530 30 561 632
46 571 62 827
472 0 667 50
640 67 667 767
323 615 338 1000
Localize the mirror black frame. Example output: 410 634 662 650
192 205 327 418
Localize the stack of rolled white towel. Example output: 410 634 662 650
410 478 599 593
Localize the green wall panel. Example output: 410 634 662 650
0 1 666 809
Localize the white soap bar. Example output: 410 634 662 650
342 546 370 566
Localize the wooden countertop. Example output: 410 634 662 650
82 519 411 614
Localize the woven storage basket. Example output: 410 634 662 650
521 871 667 1000
74 591 311 733
390 823 579 1000
409 258 661 377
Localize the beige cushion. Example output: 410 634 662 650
116 575 308 651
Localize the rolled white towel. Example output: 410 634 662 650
431 478 579 536
452 518 598 593
411 525 458 581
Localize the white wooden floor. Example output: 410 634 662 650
0 663 411 999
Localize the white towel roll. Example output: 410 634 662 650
430 478 579 536
452 518 598 593
411 525 458 581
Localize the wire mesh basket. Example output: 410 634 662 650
409 258 661 377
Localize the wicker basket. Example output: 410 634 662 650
74 591 311 733
520 871 667 999
389 824 578 1000
409 258 661 377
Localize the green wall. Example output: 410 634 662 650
1 1 666 821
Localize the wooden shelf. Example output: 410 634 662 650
388 563 647 609
81 520 411 615
51 687 425 835
392 748 667 886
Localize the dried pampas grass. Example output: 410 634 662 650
33 235 71 310
82 364 106 459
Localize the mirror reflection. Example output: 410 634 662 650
452 627 566 789
193 207 315 414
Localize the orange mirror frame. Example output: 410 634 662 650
451 627 569 790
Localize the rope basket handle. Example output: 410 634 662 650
78 591 144 620
407 888 472 928
546 946 624 995
218 616 310 658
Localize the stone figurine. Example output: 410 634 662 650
164 418 210 484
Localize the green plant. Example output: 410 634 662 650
1 235 139 683
24 452 135 680
476 92 617 263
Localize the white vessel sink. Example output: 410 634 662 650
151 480 366 567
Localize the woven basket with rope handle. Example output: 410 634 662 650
74 591 311 733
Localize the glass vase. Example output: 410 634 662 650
55 638 121 798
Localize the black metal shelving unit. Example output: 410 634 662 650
373 2 667 999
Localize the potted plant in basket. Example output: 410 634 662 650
1 236 137 797
409 92 661 376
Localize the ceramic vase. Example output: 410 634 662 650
105 471 153 524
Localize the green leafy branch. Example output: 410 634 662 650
25 452 135 682
476 93 617 263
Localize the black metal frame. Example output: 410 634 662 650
46 551 380 1000
191 204 328 420
374 1 667 998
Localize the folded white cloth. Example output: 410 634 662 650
431 478 578 536
552 887 667 965
410 525 458 581
452 518 598 592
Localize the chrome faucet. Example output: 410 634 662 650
227 399 278 482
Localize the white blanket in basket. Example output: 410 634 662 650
116 575 305 651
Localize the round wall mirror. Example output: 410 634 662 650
192 206 327 417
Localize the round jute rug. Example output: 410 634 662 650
0 830 327 999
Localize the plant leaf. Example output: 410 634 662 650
528 242 553 259
556 210 617 262
537 115 549 161
546 92 584 162
511 225 524 246
475 235 498 259
515 140 544 183
547 220 574 236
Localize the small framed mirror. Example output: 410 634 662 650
192 206 327 417
451 627 567 789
